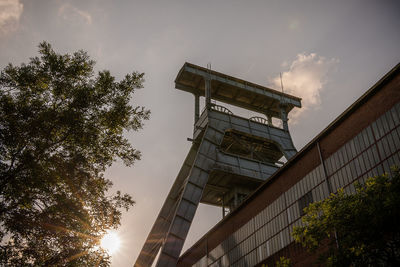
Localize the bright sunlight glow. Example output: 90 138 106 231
100 231 121 255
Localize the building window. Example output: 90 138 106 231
298 191 313 216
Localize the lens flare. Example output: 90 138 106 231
100 231 120 255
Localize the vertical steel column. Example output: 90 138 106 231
221 194 225 218
267 115 272 126
194 94 200 123
233 187 238 208
280 106 289 132
205 76 211 110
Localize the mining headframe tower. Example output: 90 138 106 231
135 62 302 267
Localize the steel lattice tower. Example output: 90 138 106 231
134 63 301 267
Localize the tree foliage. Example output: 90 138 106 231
0 42 150 266
275 256 291 267
260 256 291 267
293 167 400 266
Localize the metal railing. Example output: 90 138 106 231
249 116 268 125
211 104 233 115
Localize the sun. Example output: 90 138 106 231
100 231 121 255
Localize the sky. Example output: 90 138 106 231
1 0 399 266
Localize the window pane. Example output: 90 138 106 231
392 128 400 150
338 148 345 168
385 111 395 131
372 121 380 139
391 105 400 125
377 140 385 160
383 160 390 173
354 135 362 155
367 126 375 145
387 132 396 154
359 133 366 152
367 147 376 167
363 151 371 171
364 128 371 149
334 151 340 171
382 115 391 135
342 145 349 164
377 164 384 175
344 164 352 185
383 136 391 158
393 153 400 166
354 157 362 177
376 118 385 139
298 191 313 216
350 139 357 157
345 142 353 160
359 154 366 174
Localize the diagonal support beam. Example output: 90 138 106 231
155 128 219 266
134 145 199 267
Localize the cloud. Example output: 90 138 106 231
271 53 338 123
58 3 92 25
0 0 23 36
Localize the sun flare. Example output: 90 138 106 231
100 231 121 255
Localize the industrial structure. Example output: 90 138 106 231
135 63 400 267
135 63 302 266
177 63 400 266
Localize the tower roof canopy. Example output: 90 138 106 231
175 62 302 118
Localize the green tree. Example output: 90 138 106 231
276 256 291 267
260 256 291 267
0 42 150 266
292 167 400 266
